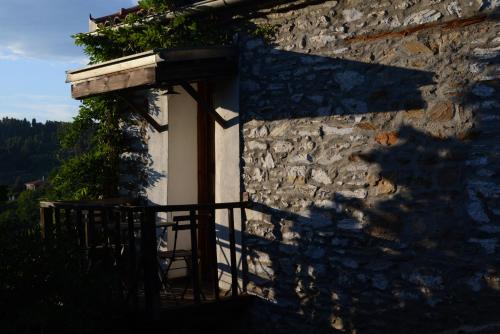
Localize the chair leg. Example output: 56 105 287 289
181 256 207 301
181 256 191 300
159 262 178 303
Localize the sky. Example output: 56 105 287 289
0 0 138 123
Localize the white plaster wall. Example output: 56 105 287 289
144 90 169 207
144 86 198 278
143 81 241 286
167 84 199 247
213 77 243 293
166 84 198 277
167 84 199 206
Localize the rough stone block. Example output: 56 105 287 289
375 132 399 146
429 101 454 122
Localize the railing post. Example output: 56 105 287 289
228 208 238 298
76 209 84 247
113 208 122 267
102 208 110 270
64 208 71 235
141 208 160 319
240 205 248 294
189 209 201 303
54 207 61 237
40 207 53 240
127 209 138 310
209 211 220 301
88 209 96 265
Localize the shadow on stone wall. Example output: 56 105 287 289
239 51 435 121
243 125 500 333
239 19 500 333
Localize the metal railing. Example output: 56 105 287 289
39 199 248 318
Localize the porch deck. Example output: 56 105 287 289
39 199 249 318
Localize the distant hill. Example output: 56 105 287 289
0 118 68 189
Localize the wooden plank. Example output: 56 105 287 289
40 198 125 208
71 66 157 99
70 59 235 100
131 201 249 213
41 200 247 212
66 47 236 82
67 47 237 100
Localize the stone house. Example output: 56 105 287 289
65 1 500 333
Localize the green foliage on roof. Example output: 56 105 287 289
55 0 275 201
74 1 232 64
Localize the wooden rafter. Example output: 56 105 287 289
179 81 229 129
118 95 169 133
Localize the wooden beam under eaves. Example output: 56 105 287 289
72 66 157 99
67 47 238 100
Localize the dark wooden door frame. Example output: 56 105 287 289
196 81 216 283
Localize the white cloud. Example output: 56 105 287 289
0 0 137 62
0 95 79 122
0 47 21 61
0 1 138 122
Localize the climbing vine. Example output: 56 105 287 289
53 0 274 200
50 96 122 200
74 0 232 64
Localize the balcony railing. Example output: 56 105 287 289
39 199 249 318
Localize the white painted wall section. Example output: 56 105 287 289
144 86 198 278
166 84 199 278
213 78 243 292
144 91 169 207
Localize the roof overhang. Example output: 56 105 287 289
66 46 238 99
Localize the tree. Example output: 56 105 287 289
0 185 7 203
0 117 67 187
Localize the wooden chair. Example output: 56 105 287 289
157 214 207 300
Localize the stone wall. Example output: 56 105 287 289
239 1 500 332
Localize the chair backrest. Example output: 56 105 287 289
169 213 212 250
171 213 211 230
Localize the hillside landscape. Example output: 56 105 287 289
0 118 67 191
